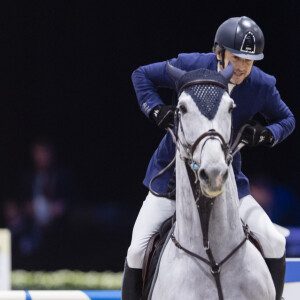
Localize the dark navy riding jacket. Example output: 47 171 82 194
132 52 295 199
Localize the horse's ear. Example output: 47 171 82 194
166 61 186 82
220 61 234 81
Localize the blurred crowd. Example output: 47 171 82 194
0 138 300 271
250 175 300 227
0 138 135 271
1 139 78 269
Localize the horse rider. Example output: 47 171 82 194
122 16 295 300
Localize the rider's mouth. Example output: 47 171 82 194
234 72 244 78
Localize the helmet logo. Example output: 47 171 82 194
240 32 256 54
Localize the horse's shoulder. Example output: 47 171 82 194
222 244 275 299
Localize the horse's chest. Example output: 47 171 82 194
152 242 219 299
152 242 274 300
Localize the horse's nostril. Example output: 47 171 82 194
199 169 209 182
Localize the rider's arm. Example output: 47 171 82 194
131 53 217 118
261 83 295 146
131 59 178 118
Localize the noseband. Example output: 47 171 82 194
175 110 233 170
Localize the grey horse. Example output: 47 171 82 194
150 63 275 300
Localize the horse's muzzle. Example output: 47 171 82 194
199 166 229 198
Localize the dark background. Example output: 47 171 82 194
0 0 299 271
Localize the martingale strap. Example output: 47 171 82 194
171 231 248 300
169 162 249 300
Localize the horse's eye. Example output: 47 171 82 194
179 104 187 114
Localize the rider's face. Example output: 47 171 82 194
217 50 254 85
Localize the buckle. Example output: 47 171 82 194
211 264 220 274
204 241 210 250
226 153 233 165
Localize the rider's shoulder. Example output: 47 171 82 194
177 52 215 60
176 52 216 71
250 66 277 88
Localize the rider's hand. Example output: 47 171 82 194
241 120 274 147
150 105 176 130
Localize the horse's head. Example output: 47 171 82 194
167 62 235 198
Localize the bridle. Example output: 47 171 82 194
168 110 250 300
173 111 253 300
149 86 251 300
175 108 233 170
149 108 247 198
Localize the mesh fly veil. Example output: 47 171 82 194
176 68 229 120
184 84 225 120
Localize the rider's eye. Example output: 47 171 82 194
179 104 187 114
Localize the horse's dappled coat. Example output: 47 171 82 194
150 63 275 300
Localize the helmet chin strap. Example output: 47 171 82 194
218 48 225 69
217 49 237 86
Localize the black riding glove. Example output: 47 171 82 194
150 105 176 130
241 120 274 147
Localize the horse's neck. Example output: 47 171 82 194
175 153 244 260
175 154 203 252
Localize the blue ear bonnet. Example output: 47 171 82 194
177 68 229 120
176 68 229 93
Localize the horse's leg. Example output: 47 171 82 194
239 195 285 300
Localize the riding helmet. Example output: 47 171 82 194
214 16 264 60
